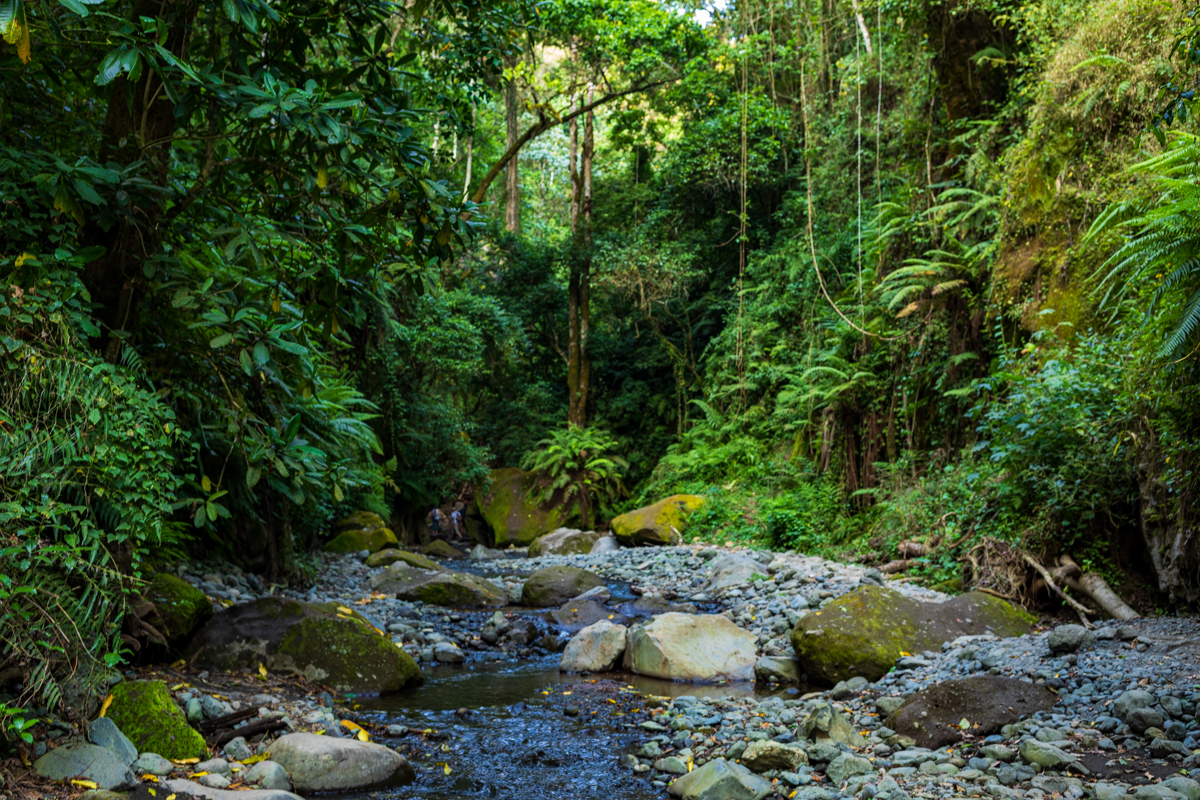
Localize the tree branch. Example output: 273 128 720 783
469 78 675 205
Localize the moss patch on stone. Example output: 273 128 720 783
107 680 207 761
275 617 421 692
421 540 465 559
369 565 506 607
185 598 422 694
324 526 399 554
366 549 441 570
610 495 705 546
476 467 564 547
144 573 212 641
790 586 1035 685
334 510 386 532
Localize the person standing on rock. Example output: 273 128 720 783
450 508 464 540
429 506 442 540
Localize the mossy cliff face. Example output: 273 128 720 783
476 467 564 547
325 510 399 553
610 495 705 546
144 573 212 641
106 680 208 760
790 586 1034 685
369 564 506 607
185 598 421 693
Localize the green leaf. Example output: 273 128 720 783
210 332 233 348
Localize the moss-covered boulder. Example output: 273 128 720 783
106 680 208 761
790 586 1035 685
144 573 212 642
369 564 506 607
521 566 605 608
184 598 421 693
476 467 564 547
885 676 1059 748
365 549 441 570
422 540 466 559
529 528 600 557
610 495 705 547
325 527 399 554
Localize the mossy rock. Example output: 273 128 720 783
334 510 387 532
885 676 1058 748
476 467 564 547
790 586 1035 685
529 528 600 558
521 566 605 608
325 526 399 554
106 680 207 761
369 565 506 607
184 598 421 693
366 549 441 570
610 495 705 547
144 573 212 641
421 540 465 560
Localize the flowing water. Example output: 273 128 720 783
340 657 799 800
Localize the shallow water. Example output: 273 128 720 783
339 657 799 800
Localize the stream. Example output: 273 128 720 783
342 657 800 800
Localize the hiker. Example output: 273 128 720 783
429 506 441 539
450 508 464 539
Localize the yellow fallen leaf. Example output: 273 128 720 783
172 758 200 764
70 780 99 789
357 730 369 742
99 693 113 717
562 691 572 696
259 663 268 678
316 728 326 735
143 774 160 782
170 683 186 691
337 606 354 615
171 659 186 668
341 720 364 732
168 795 177 800
443 763 451 775
242 753 270 765
149 790 156 797
188 772 210 778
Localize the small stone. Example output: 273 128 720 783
1047 625 1095 654
656 756 689 775
244 760 292 791
198 772 232 789
827 753 873 784
1127 707 1165 734
223 736 253 762
88 718 138 766
1018 739 1076 769
131 752 173 775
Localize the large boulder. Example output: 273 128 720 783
521 566 605 607
143 573 213 642
885 676 1059 748
185 598 421 693
741 740 809 772
705 554 770 593
610 495 705 547
365 549 441 570
790 586 1035 684
560 620 628 672
476 467 565 547
34 742 138 791
529 528 601 557
324 511 399 554
260 733 415 793
624 613 757 682
422 540 466 559
369 564 506 607
106 680 208 761
666 758 772 800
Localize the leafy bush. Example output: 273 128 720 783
521 425 627 528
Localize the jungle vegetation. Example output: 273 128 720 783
3 0 1200 723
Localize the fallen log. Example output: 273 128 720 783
197 706 257 734
897 541 928 558
1059 555 1140 621
1021 554 1097 618
879 559 914 574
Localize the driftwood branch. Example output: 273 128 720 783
879 559 913 574
207 718 288 748
1022 554 1097 618
197 707 257 734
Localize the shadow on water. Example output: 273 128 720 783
338 657 800 800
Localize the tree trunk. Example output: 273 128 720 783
503 60 521 234
567 91 594 428
462 107 475 201
82 0 198 358
568 95 580 231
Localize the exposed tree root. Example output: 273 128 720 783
1058 555 1141 620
